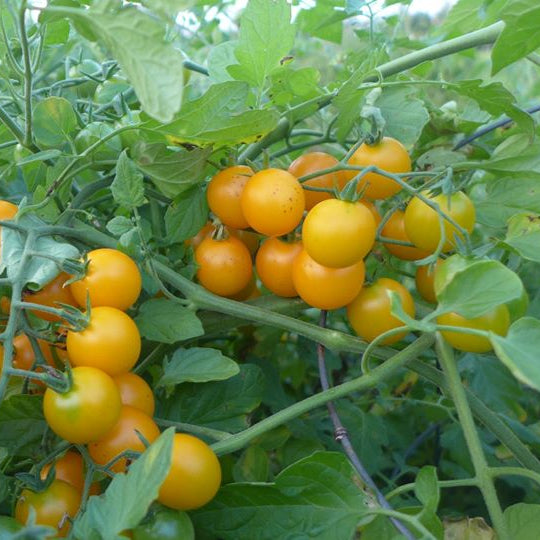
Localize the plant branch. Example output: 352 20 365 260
19 1 34 147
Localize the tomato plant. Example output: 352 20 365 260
1 1 540 539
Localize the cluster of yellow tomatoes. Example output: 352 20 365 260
197 136 509 353
3 247 221 536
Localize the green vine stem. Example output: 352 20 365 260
435 334 508 539
154 418 232 442
386 477 478 500
239 22 504 163
19 1 34 147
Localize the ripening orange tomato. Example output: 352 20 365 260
15 480 81 537
292 250 365 310
207 166 253 229
404 191 476 253
0 200 18 255
228 274 261 301
66 307 141 376
347 278 415 345
88 406 160 472
256 238 303 297
381 210 431 261
345 137 411 200
70 248 142 311
415 260 442 303
359 199 381 225
288 152 348 210
241 169 305 237
186 222 215 250
24 273 77 323
13 334 67 371
195 236 253 297
158 433 221 511
302 199 376 268
113 372 155 417
41 451 85 493
187 223 259 256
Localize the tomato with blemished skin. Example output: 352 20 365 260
256 238 302 298
41 451 85 493
67 306 141 375
43 366 122 444
24 273 77 322
195 236 253 297
70 248 142 312
207 166 253 229
345 137 411 200
187 223 259 256
158 433 221 511
88 405 160 472
347 278 416 345
113 372 155 417
381 210 431 261
15 480 81 537
415 260 442 304
437 305 510 353
404 191 475 253
241 169 305 237
288 152 347 210
292 250 365 310
302 199 376 268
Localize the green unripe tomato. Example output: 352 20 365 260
506 287 529 322
133 509 194 540
68 59 101 98
95 77 131 105
114 112 141 150
74 122 122 170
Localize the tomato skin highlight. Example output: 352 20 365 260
43 366 122 444
207 166 253 229
15 480 81 537
346 137 411 200
195 236 253 297
88 405 160 472
381 210 430 261
302 199 376 268
241 169 305 237
255 238 302 298
404 191 476 253
67 306 141 376
347 278 416 345
70 248 142 312
288 152 347 210
41 451 85 493
158 433 221 511
437 305 510 353
113 372 155 417
24 273 77 322
415 260 442 304
292 249 365 310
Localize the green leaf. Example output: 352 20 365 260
158 347 240 386
33 97 77 148
414 466 439 514
492 318 540 392
143 82 280 147
192 452 370 540
72 429 174 540
1 215 79 289
474 177 540 228
440 0 485 36
16 150 62 165
139 0 195 21
375 86 429 147
229 0 295 88
452 80 534 139
435 256 524 318
504 213 540 262
164 186 209 243
207 41 237 83
232 446 270 483
161 364 264 432
504 503 540 540
135 299 204 344
0 395 46 457
106 216 134 237
296 3 349 44
492 1 540 75
133 143 211 199
111 150 146 210
60 4 185 123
